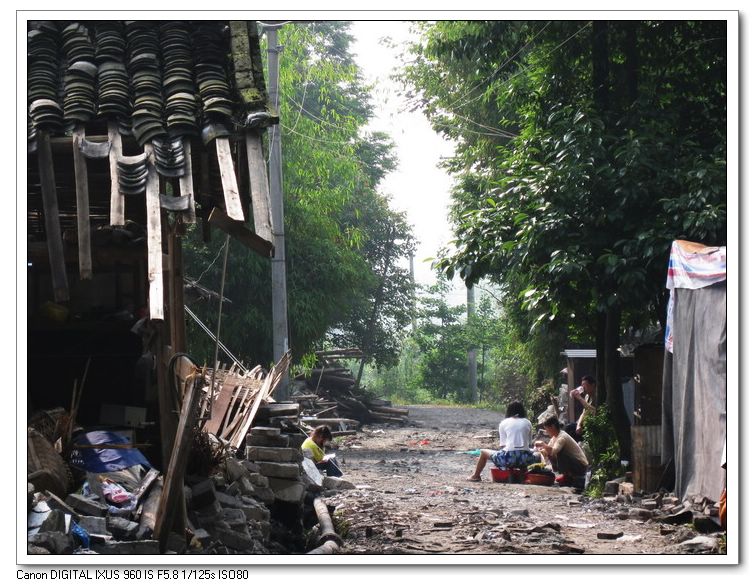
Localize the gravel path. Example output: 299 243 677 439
320 405 722 556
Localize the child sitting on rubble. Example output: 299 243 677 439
467 401 539 482
301 425 343 477
534 415 589 490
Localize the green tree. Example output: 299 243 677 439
184 22 415 370
404 21 726 456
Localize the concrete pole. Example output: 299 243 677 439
467 284 478 403
266 26 289 399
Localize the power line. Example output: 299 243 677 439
280 121 355 146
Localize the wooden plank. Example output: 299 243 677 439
37 131 69 302
72 127 93 280
154 371 203 551
144 143 164 320
107 122 125 226
215 137 244 221
131 468 160 509
167 230 186 352
208 207 273 258
137 477 162 533
245 131 273 242
179 138 196 223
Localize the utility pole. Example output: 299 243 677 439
408 251 416 332
467 284 478 403
265 24 289 399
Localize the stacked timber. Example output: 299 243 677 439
291 348 409 427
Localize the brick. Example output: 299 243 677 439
267 478 306 503
94 540 160 555
642 499 659 510
106 517 139 540
603 481 619 496
259 462 301 480
229 476 256 497
247 434 289 448
242 460 261 474
247 446 303 463
65 494 108 517
77 515 108 536
250 486 275 504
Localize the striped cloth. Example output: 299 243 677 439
665 240 726 352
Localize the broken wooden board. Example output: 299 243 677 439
215 137 244 221
144 143 164 320
37 131 69 302
107 121 125 226
72 127 92 280
208 207 273 258
178 138 196 223
245 131 273 242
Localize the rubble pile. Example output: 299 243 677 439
291 348 410 429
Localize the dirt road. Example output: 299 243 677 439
321 405 723 556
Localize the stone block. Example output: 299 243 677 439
225 483 241 497
191 479 218 510
166 532 187 553
248 473 269 488
268 478 306 503
222 508 248 530
239 497 270 522
250 426 281 437
260 462 301 480
215 526 253 551
211 474 227 489
629 508 653 520
322 476 356 490
77 515 108 536
257 520 271 541
603 480 619 496
642 499 659 510
106 517 139 541
242 460 261 474
39 509 67 533
224 457 250 483
251 486 275 504
27 544 50 555
247 434 289 448
28 532 73 555
230 476 256 497
663 496 680 506
65 493 108 517
597 531 624 540
216 491 243 509
247 446 303 463
94 540 160 555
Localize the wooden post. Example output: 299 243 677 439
37 131 69 302
215 137 244 221
153 369 202 552
167 228 186 353
72 127 92 280
179 138 196 224
245 131 273 242
107 121 125 226
145 144 164 321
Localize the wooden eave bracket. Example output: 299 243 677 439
208 207 274 258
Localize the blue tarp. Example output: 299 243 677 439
69 431 151 473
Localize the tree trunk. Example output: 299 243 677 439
604 303 631 460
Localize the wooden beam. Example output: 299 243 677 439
107 122 125 226
208 207 273 258
37 131 69 302
154 369 203 552
245 131 273 243
215 137 245 221
168 229 187 353
179 138 196 223
72 127 92 280
144 143 164 321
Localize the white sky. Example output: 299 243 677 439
349 21 470 306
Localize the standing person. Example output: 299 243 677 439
535 416 589 490
467 401 538 482
301 425 343 477
565 375 597 441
